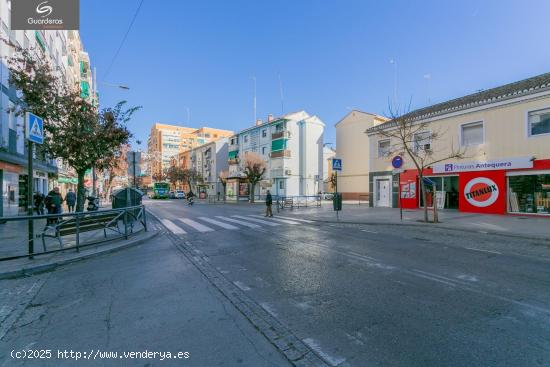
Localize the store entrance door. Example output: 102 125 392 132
375 178 390 207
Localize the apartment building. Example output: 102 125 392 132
189 138 228 198
0 0 96 215
334 110 388 200
226 111 325 200
147 123 232 180
367 72 550 217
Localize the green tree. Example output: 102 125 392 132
243 152 266 203
219 170 229 202
182 168 203 193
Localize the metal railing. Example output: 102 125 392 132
0 205 147 261
276 195 321 210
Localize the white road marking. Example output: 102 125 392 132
233 281 251 291
260 302 278 317
457 274 479 282
302 338 346 366
215 216 260 228
273 215 315 223
177 218 214 232
466 247 501 255
232 215 280 226
361 229 378 233
249 215 300 225
198 217 238 230
161 219 187 234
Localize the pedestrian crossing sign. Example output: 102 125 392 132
332 158 342 171
25 112 44 144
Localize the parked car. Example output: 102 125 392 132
175 190 186 199
322 192 334 200
168 191 176 199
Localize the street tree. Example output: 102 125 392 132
372 103 466 223
7 44 139 211
243 152 266 203
165 165 187 189
182 168 203 193
219 170 229 202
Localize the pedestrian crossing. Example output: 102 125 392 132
159 214 314 235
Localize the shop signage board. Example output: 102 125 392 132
433 157 533 174
463 177 499 208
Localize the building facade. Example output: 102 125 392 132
1 1 96 215
189 138 228 198
335 110 388 200
367 72 550 217
147 123 232 181
227 111 325 200
322 146 336 192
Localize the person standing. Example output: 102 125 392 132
65 189 76 212
33 191 45 215
265 190 273 217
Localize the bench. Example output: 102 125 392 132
41 212 123 251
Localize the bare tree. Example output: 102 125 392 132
243 152 266 203
373 103 466 223
219 170 229 202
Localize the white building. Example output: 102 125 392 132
189 138 229 198
227 111 325 199
1 0 96 215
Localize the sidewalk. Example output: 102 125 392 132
276 204 550 241
0 228 159 280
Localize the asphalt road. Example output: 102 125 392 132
1 199 549 366
146 199 550 367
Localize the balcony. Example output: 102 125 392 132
228 158 240 165
270 150 291 159
271 131 291 140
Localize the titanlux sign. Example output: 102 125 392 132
464 177 499 208
11 0 80 30
433 157 533 174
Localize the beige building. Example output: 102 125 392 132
367 72 550 216
335 110 388 200
147 123 233 180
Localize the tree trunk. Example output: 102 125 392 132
250 182 256 203
222 184 226 202
76 169 86 212
419 174 429 222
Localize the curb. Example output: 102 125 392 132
0 230 160 280
300 218 550 243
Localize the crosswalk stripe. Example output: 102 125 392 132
161 219 187 234
215 216 260 228
249 215 300 225
198 217 238 230
177 218 214 232
273 215 315 223
232 215 280 226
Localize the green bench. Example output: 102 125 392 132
41 212 124 251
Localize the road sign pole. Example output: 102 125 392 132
27 140 34 259
399 172 402 221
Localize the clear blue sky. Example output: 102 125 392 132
80 0 550 149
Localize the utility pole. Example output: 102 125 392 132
133 151 137 188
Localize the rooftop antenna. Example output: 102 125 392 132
389 59 398 108
278 73 284 115
252 76 257 123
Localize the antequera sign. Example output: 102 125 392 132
433 157 533 174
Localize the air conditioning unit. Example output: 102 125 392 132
424 143 431 151
284 169 292 176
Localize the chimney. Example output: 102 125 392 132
267 114 274 122
256 119 263 126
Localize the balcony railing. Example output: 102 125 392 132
271 131 290 140
270 150 291 159
228 158 240 165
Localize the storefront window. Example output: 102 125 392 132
508 174 550 215
419 176 459 209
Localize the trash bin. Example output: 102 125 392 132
333 193 342 211
112 188 143 222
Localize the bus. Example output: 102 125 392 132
153 182 170 199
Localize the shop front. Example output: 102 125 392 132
398 157 550 216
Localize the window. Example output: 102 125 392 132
461 121 484 146
378 139 390 157
528 108 550 136
279 180 285 189
262 147 266 155
262 129 267 138
413 131 431 152
244 135 248 143
509 174 550 215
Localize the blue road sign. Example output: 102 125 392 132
26 112 44 144
332 158 342 171
392 155 403 169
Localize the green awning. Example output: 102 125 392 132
271 139 287 152
35 31 46 51
228 150 238 159
80 81 90 98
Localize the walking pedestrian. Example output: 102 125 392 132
65 189 76 212
33 191 45 215
265 190 273 217
44 187 62 225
